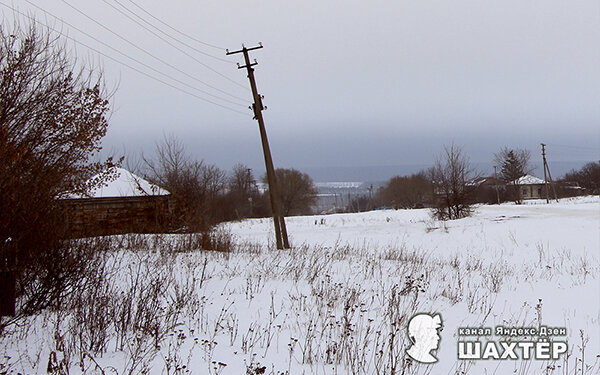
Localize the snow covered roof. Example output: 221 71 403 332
69 168 170 198
466 176 501 187
513 174 545 185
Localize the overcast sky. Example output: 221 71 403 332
5 0 600 178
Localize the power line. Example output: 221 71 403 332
102 0 249 91
125 0 225 51
51 0 248 104
21 0 247 107
0 2 249 116
108 0 233 64
544 143 600 152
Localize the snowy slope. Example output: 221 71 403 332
222 197 600 373
1 197 598 374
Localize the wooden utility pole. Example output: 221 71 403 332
541 143 557 203
493 166 500 204
226 44 289 249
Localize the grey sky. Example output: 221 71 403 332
6 0 600 178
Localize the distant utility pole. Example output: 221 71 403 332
541 143 558 203
493 165 500 204
246 168 254 217
226 44 290 249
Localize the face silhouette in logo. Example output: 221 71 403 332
406 313 443 363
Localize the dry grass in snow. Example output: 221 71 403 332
1 197 598 374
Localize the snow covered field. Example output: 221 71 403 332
1 197 599 374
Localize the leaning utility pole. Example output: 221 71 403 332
226 44 290 249
541 143 557 203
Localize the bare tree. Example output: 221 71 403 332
143 135 189 188
562 161 600 194
0 21 116 322
227 164 261 219
229 164 258 196
263 168 318 216
142 135 226 231
429 144 475 220
494 147 532 204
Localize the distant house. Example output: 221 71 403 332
60 168 172 237
512 174 546 200
466 176 504 189
466 176 505 204
556 181 586 197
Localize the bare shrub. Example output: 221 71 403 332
428 144 476 220
377 173 432 209
199 228 235 252
0 20 117 328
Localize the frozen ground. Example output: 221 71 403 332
1 196 599 374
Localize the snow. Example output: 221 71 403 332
69 167 169 198
315 182 365 189
513 174 546 185
1 196 599 374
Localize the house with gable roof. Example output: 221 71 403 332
512 174 547 200
60 168 172 237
